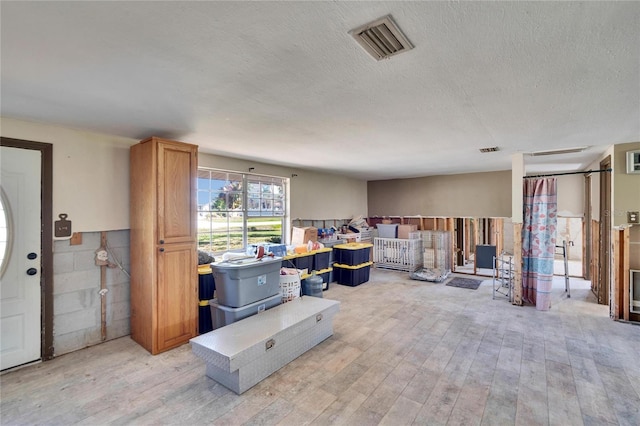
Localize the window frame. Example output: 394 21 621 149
197 167 289 254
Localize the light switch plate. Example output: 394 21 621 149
628 211 640 224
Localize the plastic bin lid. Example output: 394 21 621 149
210 256 282 269
198 264 213 275
333 261 373 269
300 267 333 280
283 247 333 260
334 242 373 250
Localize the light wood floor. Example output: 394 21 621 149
2 270 640 425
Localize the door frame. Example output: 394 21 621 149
584 173 591 280
598 155 612 306
0 137 54 361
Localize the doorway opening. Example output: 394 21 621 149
554 217 584 278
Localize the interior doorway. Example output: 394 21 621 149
453 217 505 276
596 156 612 305
554 217 584 278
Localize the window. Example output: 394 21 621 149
0 189 11 278
197 168 287 254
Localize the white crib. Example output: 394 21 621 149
373 237 423 272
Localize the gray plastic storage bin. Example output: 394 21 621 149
209 293 281 330
210 257 282 308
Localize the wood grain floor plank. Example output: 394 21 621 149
2 272 638 425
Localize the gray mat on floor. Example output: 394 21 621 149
446 277 482 290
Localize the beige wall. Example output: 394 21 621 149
630 225 640 270
1 117 368 237
511 154 524 223
613 142 640 227
367 170 512 218
556 174 584 217
1 117 135 235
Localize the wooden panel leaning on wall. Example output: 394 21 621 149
591 220 600 302
612 227 630 321
512 222 522 306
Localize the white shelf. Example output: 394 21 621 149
631 269 640 313
493 254 513 301
627 150 640 174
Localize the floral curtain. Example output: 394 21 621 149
522 177 557 311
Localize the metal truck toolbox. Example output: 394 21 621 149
190 297 340 394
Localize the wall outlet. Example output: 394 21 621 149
628 211 640 224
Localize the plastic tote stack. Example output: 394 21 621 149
198 265 216 334
209 256 282 330
283 247 334 291
332 242 374 287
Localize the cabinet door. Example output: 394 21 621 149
156 242 197 353
157 141 197 244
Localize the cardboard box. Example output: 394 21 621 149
397 224 418 239
291 226 318 246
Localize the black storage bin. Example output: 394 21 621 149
199 303 213 334
293 253 313 272
334 243 372 266
319 269 330 290
314 269 332 290
313 250 331 271
334 262 372 287
198 265 216 300
198 265 215 334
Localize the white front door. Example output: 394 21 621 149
1 146 42 370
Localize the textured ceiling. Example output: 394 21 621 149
1 1 639 180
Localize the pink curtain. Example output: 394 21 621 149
522 178 557 311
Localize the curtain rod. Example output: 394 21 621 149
523 168 612 179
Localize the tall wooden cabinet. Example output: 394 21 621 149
130 137 198 354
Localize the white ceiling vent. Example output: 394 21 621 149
529 147 588 156
479 147 500 153
349 15 414 61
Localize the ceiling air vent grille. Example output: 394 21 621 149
529 147 587 156
349 15 413 61
479 147 500 153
